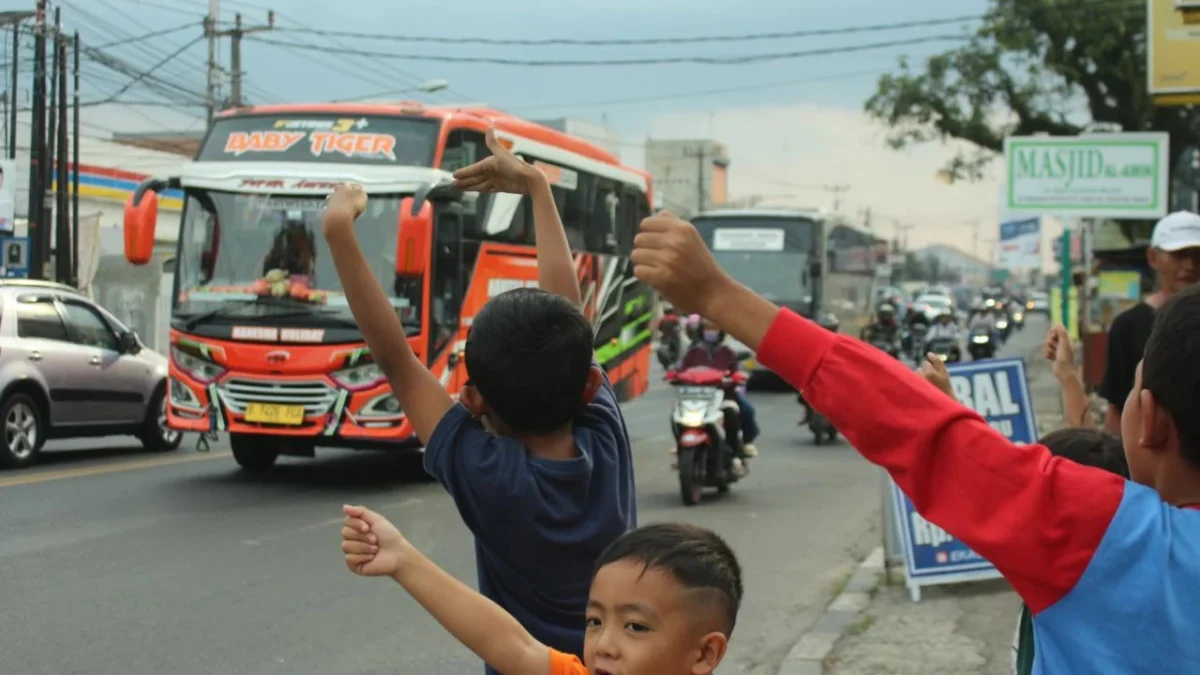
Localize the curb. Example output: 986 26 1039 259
777 546 885 675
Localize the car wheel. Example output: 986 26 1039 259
230 433 279 471
140 386 182 452
0 392 46 469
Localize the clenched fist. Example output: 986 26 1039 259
631 211 736 316
322 182 367 239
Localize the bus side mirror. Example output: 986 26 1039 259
397 197 433 276
123 188 158 265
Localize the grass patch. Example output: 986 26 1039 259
847 614 876 637
830 568 853 598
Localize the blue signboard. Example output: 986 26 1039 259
889 357 1038 601
0 235 29 278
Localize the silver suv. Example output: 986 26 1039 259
0 280 180 469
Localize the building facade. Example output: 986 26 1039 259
644 139 729 218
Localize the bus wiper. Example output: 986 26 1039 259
265 308 362 329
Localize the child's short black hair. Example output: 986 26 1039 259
465 287 594 434
593 523 743 636
1039 428 1129 478
1142 283 1200 468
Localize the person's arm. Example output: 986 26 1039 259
528 172 582 306
1059 373 1095 429
322 184 453 444
700 283 1125 615
392 541 551 675
1097 316 1131 435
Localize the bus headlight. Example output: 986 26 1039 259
358 393 403 419
333 362 386 390
171 346 226 384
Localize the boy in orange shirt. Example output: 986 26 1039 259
339 504 741 675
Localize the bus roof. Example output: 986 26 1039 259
216 102 644 178
694 207 825 220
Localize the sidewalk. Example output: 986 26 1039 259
820 335 1069 675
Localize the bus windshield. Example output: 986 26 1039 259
173 190 418 332
692 215 818 312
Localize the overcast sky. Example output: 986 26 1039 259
21 0 1018 255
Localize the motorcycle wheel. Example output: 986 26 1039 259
812 428 824 445
709 442 730 494
678 446 705 506
827 429 839 443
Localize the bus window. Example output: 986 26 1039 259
554 179 587 251
429 206 466 355
589 177 620 253
442 129 494 240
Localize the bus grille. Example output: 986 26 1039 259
218 379 338 417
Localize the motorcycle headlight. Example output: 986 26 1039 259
332 362 386 390
972 335 990 344
170 346 225 384
996 320 1008 328
1014 312 1024 321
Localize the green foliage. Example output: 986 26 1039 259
865 0 1197 183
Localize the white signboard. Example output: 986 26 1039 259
713 228 785 252
1003 133 1169 219
0 160 15 234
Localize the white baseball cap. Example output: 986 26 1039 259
1151 211 1200 252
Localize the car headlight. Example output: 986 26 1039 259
332 362 386 390
171 346 226 384
357 392 403 419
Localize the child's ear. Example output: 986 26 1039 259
460 383 488 418
581 365 604 404
690 632 728 675
1139 388 1176 455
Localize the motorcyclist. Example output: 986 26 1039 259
675 316 759 469
968 303 996 333
926 308 959 342
861 303 902 356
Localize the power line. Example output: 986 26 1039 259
506 68 885 112
94 21 198 48
265 0 1140 48
99 35 203 104
276 14 981 47
248 33 966 67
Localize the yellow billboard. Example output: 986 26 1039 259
1148 0 1200 103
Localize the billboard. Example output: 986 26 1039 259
1148 0 1200 103
1003 133 1169 219
0 159 15 234
890 357 1038 601
997 218 1041 270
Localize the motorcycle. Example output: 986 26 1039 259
907 323 929 362
666 366 749 506
1010 306 1026 331
801 314 841 444
925 336 961 363
968 328 996 360
995 315 1011 343
656 313 682 370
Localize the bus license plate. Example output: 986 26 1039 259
244 402 306 426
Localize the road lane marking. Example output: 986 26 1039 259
0 451 231 488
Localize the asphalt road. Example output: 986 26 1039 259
0 318 1046 675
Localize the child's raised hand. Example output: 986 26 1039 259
322 183 368 239
919 353 955 400
341 504 410 578
451 127 540 194
1043 324 1077 381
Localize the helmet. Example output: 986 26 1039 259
877 303 895 315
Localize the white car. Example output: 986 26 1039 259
1027 292 1050 315
913 294 955 323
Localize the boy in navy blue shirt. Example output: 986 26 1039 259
322 128 635 674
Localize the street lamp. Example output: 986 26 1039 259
332 79 450 103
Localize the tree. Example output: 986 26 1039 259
865 0 1198 183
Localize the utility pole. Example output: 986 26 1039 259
968 219 982 260
823 184 849 212
683 144 708 216
8 21 19 159
204 0 220 123
54 31 67 284
216 11 274 109
25 0 47 280
71 30 79 286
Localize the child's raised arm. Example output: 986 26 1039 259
321 184 454 444
452 128 582 306
341 505 551 675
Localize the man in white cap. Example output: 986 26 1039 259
1098 211 1200 433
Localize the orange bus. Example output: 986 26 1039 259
122 103 655 470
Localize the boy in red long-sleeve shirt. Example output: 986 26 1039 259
630 210 1200 674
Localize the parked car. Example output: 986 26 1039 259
0 280 179 469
